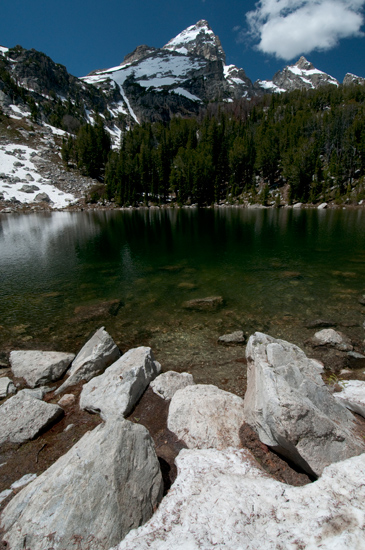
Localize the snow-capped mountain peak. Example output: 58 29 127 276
163 19 226 63
343 73 365 86
256 57 339 93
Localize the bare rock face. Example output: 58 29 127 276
150 371 194 400
244 332 364 476
79 347 161 420
168 384 245 449
55 327 120 394
0 391 63 445
343 73 365 86
0 419 163 550
112 448 365 550
10 350 75 388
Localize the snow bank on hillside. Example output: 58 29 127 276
0 144 75 208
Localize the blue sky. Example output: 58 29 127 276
1 0 365 83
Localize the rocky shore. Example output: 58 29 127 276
1 325 365 549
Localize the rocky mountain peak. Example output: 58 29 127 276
120 45 157 67
163 20 226 64
295 56 315 71
343 73 365 86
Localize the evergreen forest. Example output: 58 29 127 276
62 84 365 206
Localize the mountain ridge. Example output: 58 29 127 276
1 20 364 133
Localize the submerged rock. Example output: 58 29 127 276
79 347 161 420
244 332 364 476
10 350 75 388
112 448 365 550
182 296 224 311
1 418 163 550
304 319 336 329
55 327 120 394
168 384 245 449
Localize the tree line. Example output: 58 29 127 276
62 83 365 205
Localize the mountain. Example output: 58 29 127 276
256 56 339 93
1 21 364 134
0 44 125 137
1 21 365 211
82 20 258 124
343 73 365 86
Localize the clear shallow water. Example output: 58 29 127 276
1 207 365 393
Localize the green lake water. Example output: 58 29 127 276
1 207 364 395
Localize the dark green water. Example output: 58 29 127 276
1 207 364 393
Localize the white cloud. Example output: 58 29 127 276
246 0 365 60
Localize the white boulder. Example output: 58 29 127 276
79 347 161 420
334 380 365 417
150 370 194 400
112 447 365 550
168 384 245 449
1 419 163 550
0 377 16 399
218 330 246 345
55 327 120 394
244 332 364 476
311 328 353 351
0 391 63 445
10 350 75 388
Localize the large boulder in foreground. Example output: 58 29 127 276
79 347 161 420
112 448 365 550
168 384 245 449
55 327 120 395
244 332 364 476
0 391 63 445
10 350 75 388
1 419 163 550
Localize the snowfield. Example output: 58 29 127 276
0 144 76 208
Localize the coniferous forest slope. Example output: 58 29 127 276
62 84 365 207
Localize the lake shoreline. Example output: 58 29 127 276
1 199 365 214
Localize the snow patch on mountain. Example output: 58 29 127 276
0 144 75 208
84 53 206 89
169 88 201 102
82 51 207 121
258 80 286 93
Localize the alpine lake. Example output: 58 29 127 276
1 206 365 397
